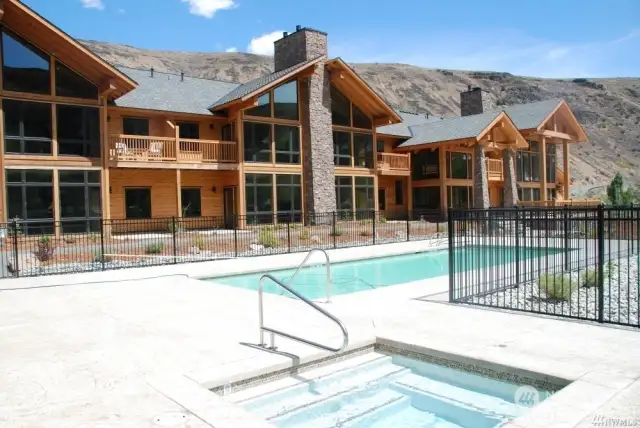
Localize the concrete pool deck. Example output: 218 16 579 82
1 240 639 428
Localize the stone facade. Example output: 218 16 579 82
502 149 518 207
473 144 490 209
275 28 336 215
460 86 495 116
274 28 329 72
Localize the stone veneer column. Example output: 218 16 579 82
473 144 490 209
502 148 518 207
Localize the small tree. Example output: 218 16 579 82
607 173 624 205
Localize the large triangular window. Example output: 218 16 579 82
55 61 98 99
1 29 51 94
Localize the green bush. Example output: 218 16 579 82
145 243 164 254
63 235 77 244
581 269 598 288
330 228 344 237
360 230 372 237
299 228 311 241
34 236 55 262
258 229 279 248
379 215 387 224
166 220 182 233
359 219 372 225
93 249 114 264
538 274 577 301
192 237 205 251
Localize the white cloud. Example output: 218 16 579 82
181 0 235 18
80 0 104 10
225 47 238 52
247 31 284 55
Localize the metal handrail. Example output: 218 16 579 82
284 248 332 303
258 274 349 353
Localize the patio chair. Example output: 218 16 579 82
148 142 164 160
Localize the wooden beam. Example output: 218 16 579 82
0 1 4 22
563 140 570 199
439 147 447 215
100 97 111 235
0 96 5 222
176 169 182 217
99 80 116 96
236 112 246 228
166 120 175 129
53 168 60 238
407 152 413 217
540 129 577 141
540 137 547 201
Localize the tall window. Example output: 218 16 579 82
353 134 373 168
181 188 202 217
335 176 353 217
274 125 300 164
333 131 351 166
276 175 302 221
1 29 50 94
395 180 404 205
59 170 101 233
55 61 98 99
446 152 472 179
245 174 273 224
178 122 200 139
221 122 236 141
448 186 472 209
125 188 152 219
123 118 149 136
517 141 541 182
412 149 439 180
6 170 54 235
355 177 374 211
413 187 440 211
546 143 557 183
331 86 351 126
3 99 52 154
518 187 541 202
245 81 299 120
244 122 271 162
57 105 100 157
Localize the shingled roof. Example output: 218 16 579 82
376 111 442 137
500 98 562 129
113 67 239 115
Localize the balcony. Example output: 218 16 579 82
377 153 410 176
108 134 237 170
486 158 504 181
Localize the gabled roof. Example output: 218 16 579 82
209 56 323 110
113 67 239 115
376 111 442 137
499 98 563 130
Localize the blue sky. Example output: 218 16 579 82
24 0 640 78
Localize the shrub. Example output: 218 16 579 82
581 269 598 288
93 249 114 264
258 229 279 248
538 274 576 301
192 237 205 251
379 216 387 224
33 236 55 262
299 228 311 241
360 230 372 237
145 243 164 254
330 228 344 237
359 219 372 225
87 233 100 242
437 225 447 233
166 220 182 234
63 235 77 244
605 261 618 279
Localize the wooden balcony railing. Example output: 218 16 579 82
486 158 503 181
518 199 601 207
377 152 410 173
108 134 237 164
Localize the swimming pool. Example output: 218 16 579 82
209 246 559 300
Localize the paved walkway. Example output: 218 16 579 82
0 241 638 427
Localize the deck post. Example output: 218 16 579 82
540 136 547 201
563 140 570 199
502 147 518 208
176 169 182 217
439 147 447 217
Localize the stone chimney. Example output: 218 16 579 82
274 27 335 214
274 26 328 71
460 85 494 116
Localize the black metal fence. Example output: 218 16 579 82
448 206 640 328
0 210 447 279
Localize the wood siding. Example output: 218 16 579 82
378 175 408 218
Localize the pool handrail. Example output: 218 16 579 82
285 248 332 303
258 273 349 353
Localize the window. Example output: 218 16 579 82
333 131 351 166
274 125 300 164
395 180 404 205
123 118 149 136
412 149 440 180
355 177 374 211
547 188 557 201
6 169 54 235
376 140 385 153
353 133 373 168
245 174 273 224
181 188 202 217
59 170 101 233
276 175 302 221
378 189 386 210
448 186 472 209
518 187 541 202
517 141 541 182
245 93 271 117
546 143 557 183
446 152 472 180
221 122 235 141
125 188 151 219
55 61 98 99
3 99 52 154
273 81 298 120
1 30 50 94
413 187 440 210
335 176 353 216
178 122 200 139
352 104 372 129
244 122 271 162
57 105 100 157
331 86 351 126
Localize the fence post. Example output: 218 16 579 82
562 205 569 271
597 204 605 323
447 208 455 302
234 215 238 258
515 210 520 284
372 210 376 245
287 221 291 253
332 212 337 249
12 219 19 278
172 216 177 264
406 213 410 242
100 220 106 271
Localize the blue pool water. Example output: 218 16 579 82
227 352 554 427
210 246 559 300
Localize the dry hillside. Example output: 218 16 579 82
83 40 640 194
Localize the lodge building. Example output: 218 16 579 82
0 0 589 235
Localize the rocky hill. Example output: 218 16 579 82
83 40 640 193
